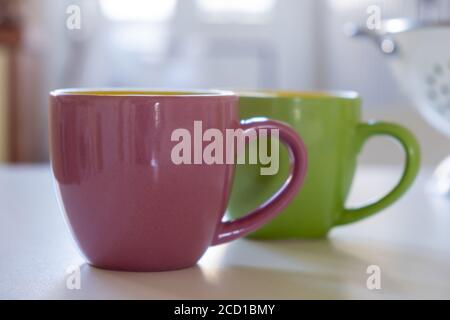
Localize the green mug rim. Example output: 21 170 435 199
238 90 360 101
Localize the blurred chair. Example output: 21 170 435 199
0 0 21 163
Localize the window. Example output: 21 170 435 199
196 0 277 23
100 0 178 22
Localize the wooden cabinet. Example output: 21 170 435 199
0 25 20 162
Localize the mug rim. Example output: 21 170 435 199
50 88 236 98
238 90 360 101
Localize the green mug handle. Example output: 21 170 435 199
336 121 421 226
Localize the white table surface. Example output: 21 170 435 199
0 165 449 300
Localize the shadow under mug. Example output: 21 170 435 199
49 89 308 271
228 91 421 239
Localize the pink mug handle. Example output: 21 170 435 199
212 118 308 246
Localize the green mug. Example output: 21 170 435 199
228 91 421 239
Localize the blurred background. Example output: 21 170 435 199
0 0 449 165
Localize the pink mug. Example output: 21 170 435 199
50 89 308 271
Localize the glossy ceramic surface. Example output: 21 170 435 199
50 90 308 271
228 91 421 239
